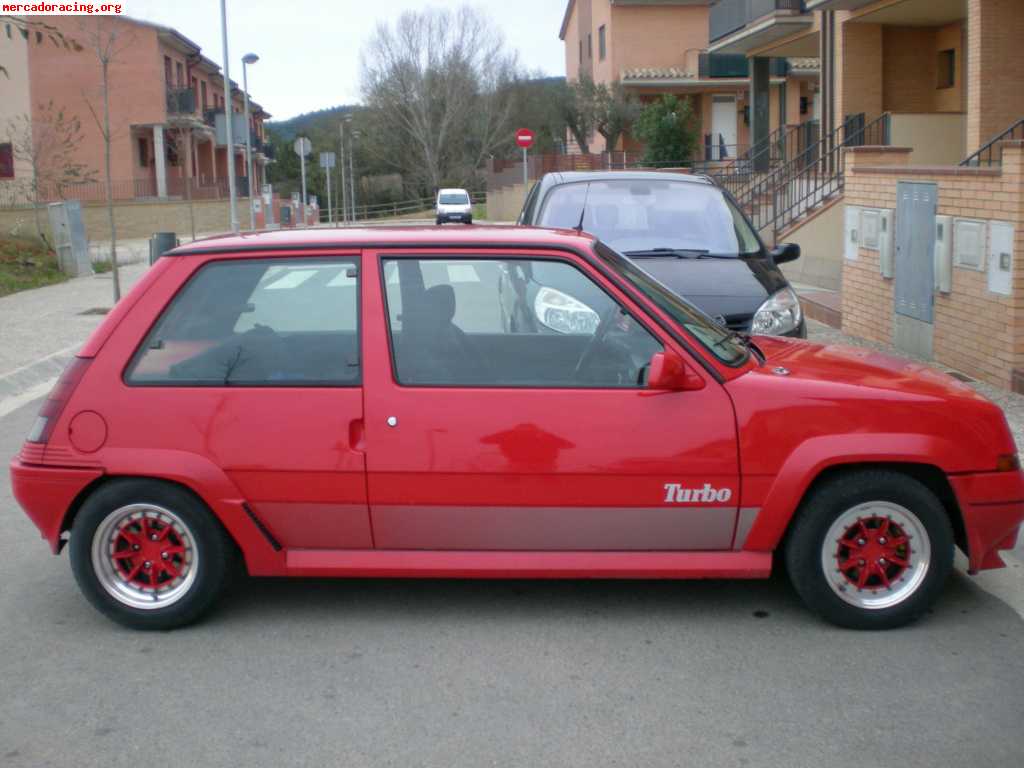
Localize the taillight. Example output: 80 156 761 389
26 357 92 444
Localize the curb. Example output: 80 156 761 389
0 345 79 415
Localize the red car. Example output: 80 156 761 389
10 227 1024 630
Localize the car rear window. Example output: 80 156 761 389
125 257 360 386
537 180 761 256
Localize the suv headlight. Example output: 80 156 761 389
534 286 600 334
752 286 802 336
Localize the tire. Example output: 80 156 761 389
466 216 473 225
435 217 443 225
784 469 954 630
69 479 235 630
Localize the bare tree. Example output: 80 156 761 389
5 103 95 245
360 6 520 194
79 18 133 303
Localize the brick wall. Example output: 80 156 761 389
967 0 1024 154
841 144 1024 389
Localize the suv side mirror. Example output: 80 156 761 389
647 350 705 391
770 243 801 264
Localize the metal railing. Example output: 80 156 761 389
710 0 806 43
960 117 1024 168
319 191 487 224
166 87 196 115
725 112 890 243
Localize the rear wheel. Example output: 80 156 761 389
69 479 234 630
784 470 954 629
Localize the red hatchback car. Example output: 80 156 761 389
10 227 1024 630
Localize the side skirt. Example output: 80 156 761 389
281 550 772 579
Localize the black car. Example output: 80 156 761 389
515 171 805 338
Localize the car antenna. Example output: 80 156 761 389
574 184 591 233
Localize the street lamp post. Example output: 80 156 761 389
348 128 359 222
242 52 259 231
219 0 238 233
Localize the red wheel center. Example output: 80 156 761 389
836 516 910 591
111 517 186 590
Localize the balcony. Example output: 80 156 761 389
698 53 790 78
166 87 196 116
710 0 813 54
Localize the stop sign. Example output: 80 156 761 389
515 128 535 149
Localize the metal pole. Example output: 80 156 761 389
326 159 332 225
242 61 254 231
348 132 356 222
299 148 307 228
219 0 238 233
522 146 528 189
339 122 348 224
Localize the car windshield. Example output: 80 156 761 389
593 241 750 367
440 193 470 205
538 179 761 256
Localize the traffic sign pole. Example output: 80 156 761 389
523 146 528 189
326 163 332 225
299 154 307 226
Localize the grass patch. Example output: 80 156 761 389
473 203 488 221
92 259 112 274
0 237 69 298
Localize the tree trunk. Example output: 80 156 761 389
101 58 120 302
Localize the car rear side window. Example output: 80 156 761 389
382 256 662 388
126 257 360 386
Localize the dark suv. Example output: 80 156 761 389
517 171 805 337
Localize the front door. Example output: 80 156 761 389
360 250 740 551
711 95 738 160
894 181 937 357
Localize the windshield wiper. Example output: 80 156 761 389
623 248 734 259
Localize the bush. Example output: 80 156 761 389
633 95 699 167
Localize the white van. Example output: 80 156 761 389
435 188 473 225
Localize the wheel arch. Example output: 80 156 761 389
744 438 967 556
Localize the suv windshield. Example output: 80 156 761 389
538 179 761 256
440 193 470 205
593 242 750 367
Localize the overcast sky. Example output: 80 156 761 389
126 0 568 121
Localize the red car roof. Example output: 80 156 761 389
168 225 597 256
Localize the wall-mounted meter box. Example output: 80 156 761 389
934 215 952 293
844 206 860 261
861 209 880 250
954 218 987 271
988 221 1014 296
878 209 894 279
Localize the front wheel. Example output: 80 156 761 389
69 479 234 630
784 470 954 630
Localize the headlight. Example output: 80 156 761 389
534 286 600 334
752 286 802 335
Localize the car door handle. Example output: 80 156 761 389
349 419 366 452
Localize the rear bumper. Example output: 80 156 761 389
949 470 1024 573
9 459 103 553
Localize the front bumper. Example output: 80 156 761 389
949 470 1024 573
10 459 103 553
437 211 472 223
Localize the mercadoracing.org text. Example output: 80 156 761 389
2 2 123 13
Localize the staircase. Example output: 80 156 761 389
707 113 891 245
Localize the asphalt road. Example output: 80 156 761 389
1 399 1023 768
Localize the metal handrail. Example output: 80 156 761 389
726 112 890 243
960 117 1024 168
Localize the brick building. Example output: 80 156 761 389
0 15 271 206
559 0 817 162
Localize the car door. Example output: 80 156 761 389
360 248 740 551
122 254 371 550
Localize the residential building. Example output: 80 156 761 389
0 15 272 206
709 0 1024 391
0 19 36 201
559 0 818 162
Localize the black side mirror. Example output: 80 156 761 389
770 243 801 264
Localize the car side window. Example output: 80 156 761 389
382 256 663 388
126 257 360 386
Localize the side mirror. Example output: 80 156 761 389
647 350 705 391
770 243 801 264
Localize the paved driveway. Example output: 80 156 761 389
1 398 1023 768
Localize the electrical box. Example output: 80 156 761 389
954 218 986 271
934 215 952 293
878 209 894 279
861 209 880 250
844 206 860 261
988 221 1014 296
